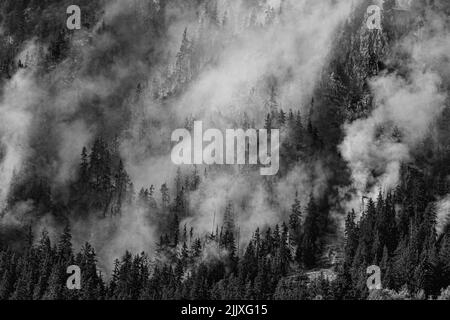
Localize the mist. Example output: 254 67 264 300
339 7 450 217
1 0 359 268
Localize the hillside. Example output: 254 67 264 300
0 0 450 300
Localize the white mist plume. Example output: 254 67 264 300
436 195 450 235
123 0 357 247
340 10 450 215
0 70 42 212
70 203 157 274
0 0 357 264
174 0 355 122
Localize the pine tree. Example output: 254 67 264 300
344 209 358 266
253 258 269 299
114 160 130 214
172 213 180 247
79 147 89 186
57 224 73 264
78 242 103 300
266 85 278 114
160 183 170 211
294 111 304 151
289 191 302 243
278 223 292 276
300 196 321 268
181 241 189 265
173 27 192 89
264 113 272 130
33 230 53 300
192 238 202 258
43 262 64 300
278 110 286 127
223 202 235 234
0 250 17 300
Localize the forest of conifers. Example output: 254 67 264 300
1 0 450 300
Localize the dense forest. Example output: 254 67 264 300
1 0 450 300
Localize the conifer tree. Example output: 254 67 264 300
300 196 321 269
